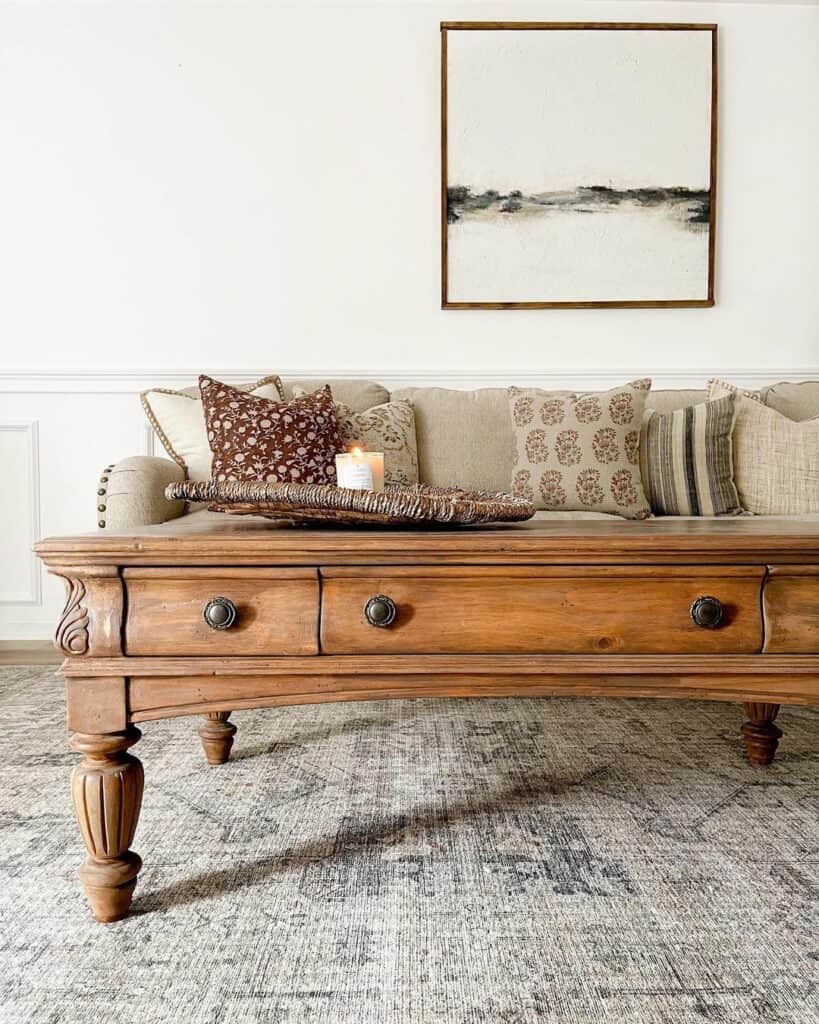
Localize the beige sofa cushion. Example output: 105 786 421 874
759 381 819 422
280 378 389 412
143 375 284 480
535 509 819 524
533 510 620 520
707 379 819 514
645 389 706 415
392 387 512 491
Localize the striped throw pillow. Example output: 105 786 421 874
640 394 741 516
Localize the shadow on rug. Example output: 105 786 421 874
0 666 817 1024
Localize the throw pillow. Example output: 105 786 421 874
707 379 819 514
141 375 284 479
759 380 819 422
199 375 343 484
508 379 652 520
292 387 419 487
639 394 741 516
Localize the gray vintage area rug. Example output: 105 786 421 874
0 666 817 1024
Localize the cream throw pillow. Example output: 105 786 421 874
707 379 819 514
142 375 284 480
293 387 419 487
509 379 652 519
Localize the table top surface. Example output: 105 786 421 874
35 509 819 567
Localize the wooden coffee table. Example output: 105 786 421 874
36 511 819 922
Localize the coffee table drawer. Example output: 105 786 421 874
763 570 819 653
124 569 319 656
320 567 764 655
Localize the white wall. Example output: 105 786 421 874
1 0 818 640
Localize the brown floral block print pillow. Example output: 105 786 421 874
508 380 652 520
199 375 344 484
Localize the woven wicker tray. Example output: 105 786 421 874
166 480 535 527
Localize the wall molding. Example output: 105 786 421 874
2 367 819 394
0 421 42 606
143 422 156 458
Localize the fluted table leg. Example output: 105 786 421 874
69 728 144 922
198 711 237 765
741 703 782 766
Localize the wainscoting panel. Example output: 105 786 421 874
0 422 41 605
0 391 155 641
1 367 817 640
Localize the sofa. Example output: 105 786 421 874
98 377 819 530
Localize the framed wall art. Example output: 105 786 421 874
441 22 718 308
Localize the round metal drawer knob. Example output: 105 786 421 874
203 596 237 631
690 596 724 629
364 595 397 628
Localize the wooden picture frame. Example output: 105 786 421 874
440 22 718 309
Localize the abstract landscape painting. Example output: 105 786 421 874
441 24 717 308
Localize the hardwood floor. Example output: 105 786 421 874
0 642 61 666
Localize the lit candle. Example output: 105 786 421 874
335 447 385 491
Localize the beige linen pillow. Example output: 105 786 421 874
142 375 284 479
509 379 652 520
707 379 819 514
759 380 819 422
293 387 419 487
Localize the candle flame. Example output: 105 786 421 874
350 445 365 456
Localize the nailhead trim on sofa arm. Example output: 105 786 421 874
95 456 186 531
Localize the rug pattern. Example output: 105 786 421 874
0 666 816 1024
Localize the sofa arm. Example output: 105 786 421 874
96 456 186 530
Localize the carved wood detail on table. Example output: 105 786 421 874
53 566 123 658
54 576 89 655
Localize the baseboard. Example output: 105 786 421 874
0 639 61 665
2 367 818 394
0 622 55 643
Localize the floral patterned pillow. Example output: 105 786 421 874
508 380 652 519
200 375 343 484
293 388 418 487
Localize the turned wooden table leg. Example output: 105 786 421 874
741 703 783 766
69 728 144 923
198 711 237 765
